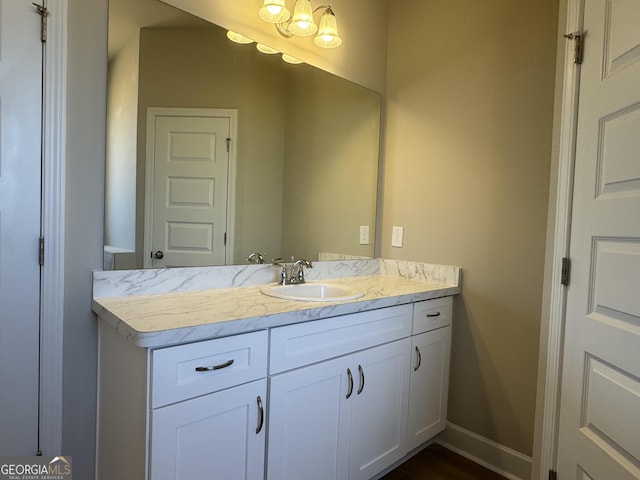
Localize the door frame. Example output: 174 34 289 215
532 0 584 478
39 0 67 454
144 107 237 267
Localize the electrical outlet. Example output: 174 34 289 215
391 226 404 248
359 225 370 245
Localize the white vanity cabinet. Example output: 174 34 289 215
96 326 268 480
407 297 453 450
97 295 455 480
266 304 413 480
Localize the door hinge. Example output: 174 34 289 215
226 138 231 153
563 32 583 64
561 257 571 286
33 3 48 43
549 469 557 480
39 237 45 265
224 232 227 246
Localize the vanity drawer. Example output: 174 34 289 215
413 297 452 334
269 304 413 374
151 330 268 408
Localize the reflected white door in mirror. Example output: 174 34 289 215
144 108 237 268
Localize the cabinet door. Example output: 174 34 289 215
267 355 353 480
349 338 411 480
407 326 451 451
150 379 266 480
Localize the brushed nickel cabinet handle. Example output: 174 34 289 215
195 359 234 372
414 346 422 372
256 396 264 434
346 368 354 399
357 365 365 395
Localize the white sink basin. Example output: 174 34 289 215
260 282 364 302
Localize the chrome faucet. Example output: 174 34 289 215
274 257 313 285
291 258 313 284
246 252 265 264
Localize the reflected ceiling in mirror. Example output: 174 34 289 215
105 0 380 269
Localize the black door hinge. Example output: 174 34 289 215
561 257 571 286
39 237 45 265
33 3 48 43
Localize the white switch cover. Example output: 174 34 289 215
359 225 370 245
392 226 404 248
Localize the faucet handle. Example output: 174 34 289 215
247 252 266 264
293 258 313 269
291 258 313 283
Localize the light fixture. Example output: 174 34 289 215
258 1 342 48
258 0 291 23
313 8 341 48
227 31 254 44
256 43 280 54
226 30 305 65
282 53 303 64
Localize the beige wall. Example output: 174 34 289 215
64 0 108 476
382 0 558 457
136 27 287 265
105 34 139 250
281 67 380 260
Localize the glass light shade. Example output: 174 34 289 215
288 0 317 36
258 0 291 23
256 43 280 54
313 10 342 48
282 53 303 64
226 31 254 44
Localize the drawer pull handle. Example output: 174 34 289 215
426 312 441 318
414 346 422 371
346 368 354 399
195 359 234 372
256 396 264 434
357 365 365 395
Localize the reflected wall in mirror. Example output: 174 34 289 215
105 0 380 269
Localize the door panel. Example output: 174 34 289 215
350 338 410 480
0 0 42 455
557 0 640 477
149 113 230 267
407 327 451 450
267 355 352 480
150 379 266 480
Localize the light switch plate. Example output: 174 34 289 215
359 225 370 245
392 226 404 248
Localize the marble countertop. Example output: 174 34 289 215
92 259 461 348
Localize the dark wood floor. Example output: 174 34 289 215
381 444 508 480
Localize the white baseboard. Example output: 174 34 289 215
437 422 532 480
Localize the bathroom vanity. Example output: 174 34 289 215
92 259 460 480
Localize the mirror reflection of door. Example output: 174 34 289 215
145 108 236 267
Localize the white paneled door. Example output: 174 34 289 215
146 109 234 267
0 0 43 454
557 0 640 478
